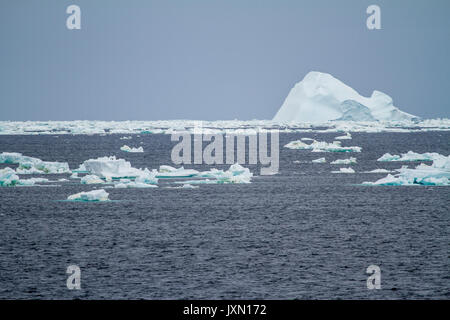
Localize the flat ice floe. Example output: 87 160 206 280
330 157 357 164
0 167 49 186
120 145 144 153
284 140 361 152
334 133 352 140
165 184 199 189
156 165 199 178
114 180 158 188
67 189 110 201
181 163 253 184
363 155 450 186
312 157 326 163
80 174 104 184
378 151 444 162
332 167 355 173
0 152 70 174
363 169 393 173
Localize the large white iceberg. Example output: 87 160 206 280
364 155 450 186
67 189 110 201
273 71 417 122
0 152 70 174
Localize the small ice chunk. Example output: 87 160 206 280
312 157 326 163
67 189 109 201
332 167 355 173
120 145 144 153
331 157 357 165
80 174 104 184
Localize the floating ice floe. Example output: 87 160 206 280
165 184 199 189
378 151 444 162
114 180 158 188
363 155 450 186
0 152 70 174
0 167 49 186
120 136 132 140
80 174 104 184
312 157 326 163
67 189 110 201
120 145 144 153
332 167 355 173
330 157 357 165
156 165 199 178
335 132 352 140
363 169 392 173
182 163 253 184
81 156 157 181
284 140 361 152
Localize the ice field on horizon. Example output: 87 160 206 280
0 118 450 136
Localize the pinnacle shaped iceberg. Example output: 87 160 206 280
273 71 418 122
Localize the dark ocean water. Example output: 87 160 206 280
0 131 449 299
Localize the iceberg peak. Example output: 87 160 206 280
273 71 417 122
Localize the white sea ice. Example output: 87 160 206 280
335 132 352 140
330 157 357 165
156 165 199 178
80 174 104 184
312 157 326 163
0 152 70 174
114 180 158 188
0 168 49 186
284 140 361 152
81 156 153 180
377 151 444 162
364 155 450 186
363 169 392 173
67 189 110 201
332 167 355 173
273 71 417 122
120 145 144 153
190 163 253 184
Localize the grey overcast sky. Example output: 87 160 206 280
0 0 449 120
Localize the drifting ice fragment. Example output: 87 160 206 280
120 145 144 153
363 155 450 186
377 151 443 162
0 152 70 174
312 158 326 163
331 157 357 164
332 167 355 173
156 165 199 178
285 140 361 152
334 132 352 140
0 167 49 186
80 174 104 184
67 189 110 201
